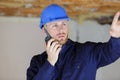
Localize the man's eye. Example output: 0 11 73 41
63 23 66 25
63 23 67 26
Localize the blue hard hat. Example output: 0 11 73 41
40 4 70 29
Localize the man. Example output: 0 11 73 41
27 4 120 80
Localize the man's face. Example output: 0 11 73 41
44 20 69 45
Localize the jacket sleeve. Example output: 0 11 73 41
27 55 55 80
90 37 120 68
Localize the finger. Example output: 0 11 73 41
49 41 59 53
46 39 55 53
47 38 55 49
53 43 62 53
112 12 120 25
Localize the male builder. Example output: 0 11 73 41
27 4 120 80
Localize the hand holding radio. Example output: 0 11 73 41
46 39 62 66
44 28 62 66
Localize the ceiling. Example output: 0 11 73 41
0 0 120 24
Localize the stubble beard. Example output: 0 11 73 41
58 35 68 45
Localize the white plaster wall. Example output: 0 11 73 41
0 17 120 80
0 17 45 80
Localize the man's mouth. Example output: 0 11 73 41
59 35 65 38
58 34 66 39
57 33 66 40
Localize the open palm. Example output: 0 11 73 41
110 12 120 38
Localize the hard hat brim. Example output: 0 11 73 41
40 17 70 29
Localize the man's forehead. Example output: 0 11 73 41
46 20 67 25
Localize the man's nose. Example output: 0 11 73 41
58 25 64 30
57 26 64 33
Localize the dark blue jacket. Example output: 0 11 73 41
27 37 120 80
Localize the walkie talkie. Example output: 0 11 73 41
44 28 52 43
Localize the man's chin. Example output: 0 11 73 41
59 38 68 45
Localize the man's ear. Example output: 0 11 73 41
42 28 46 36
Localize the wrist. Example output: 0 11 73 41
47 58 56 66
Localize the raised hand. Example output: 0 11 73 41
110 12 120 38
46 39 62 66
